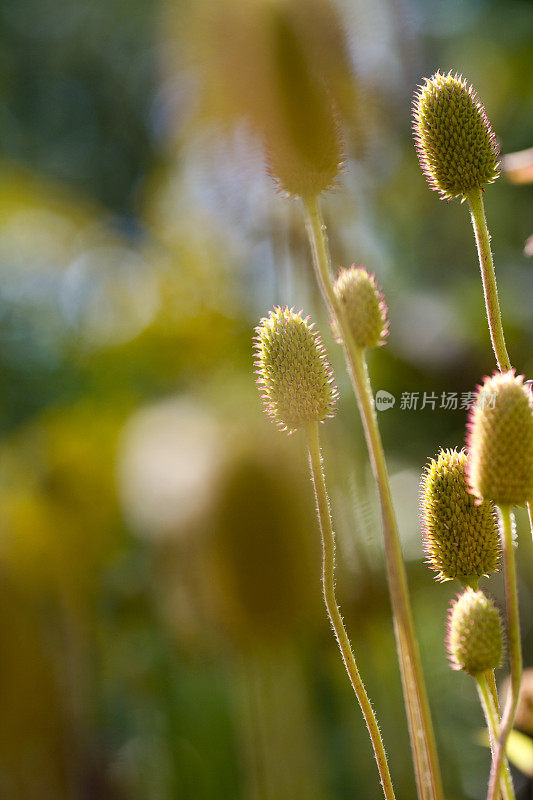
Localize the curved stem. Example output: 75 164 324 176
488 507 522 800
466 187 511 373
477 672 515 800
306 420 396 800
303 195 443 800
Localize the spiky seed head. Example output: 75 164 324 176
332 266 389 349
467 371 533 507
420 448 499 585
447 588 503 675
264 5 343 199
413 70 500 200
254 307 337 433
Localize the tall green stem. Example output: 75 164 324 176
476 671 515 800
466 187 511 373
306 420 396 800
303 195 443 800
488 507 522 800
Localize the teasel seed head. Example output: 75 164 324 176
420 448 499 586
254 307 337 433
331 266 388 349
467 371 533 507
413 70 500 200
264 5 344 199
447 588 503 675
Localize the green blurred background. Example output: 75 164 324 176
1 0 533 798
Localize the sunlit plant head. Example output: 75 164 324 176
332 266 388 349
264 3 344 199
447 588 503 675
413 70 500 200
254 307 337 433
420 448 499 586
467 371 533 507
192 0 348 201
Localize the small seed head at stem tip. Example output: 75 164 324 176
254 307 338 433
467 371 533 507
413 70 500 200
420 448 500 585
447 588 503 675
332 266 388 349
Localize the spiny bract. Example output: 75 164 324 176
332 266 388 349
447 588 503 675
413 70 500 200
254 307 337 433
467 371 533 507
420 448 499 585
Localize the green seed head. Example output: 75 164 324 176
413 70 500 200
420 448 499 585
254 307 337 433
264 5 343 199
332 266 388 349
447 588 503 675
467 371 533 507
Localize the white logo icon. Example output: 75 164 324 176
375 390 395 411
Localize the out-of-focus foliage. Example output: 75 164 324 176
1 0 533 799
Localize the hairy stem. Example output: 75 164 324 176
486 669 501 721
466 187 511 373
476 671 515 800
488 507 522 800
306 420 396 800
303 195 443 800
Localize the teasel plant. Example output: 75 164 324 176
414 71 533 799
420 447 514 798
254 20 444 799
253 307 396 800
467 373 533 800
447 588 513 800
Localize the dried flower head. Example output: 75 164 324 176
332 266 388 349
467 371 533 507
254 307 337 433
420 448 499 585
447 588 503 675
413 70 500 200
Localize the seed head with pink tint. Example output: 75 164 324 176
413 71 500 200
447 588 503 675
420 448 499 585
466 370 533 507
254 307 337 433
332 266 389 349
